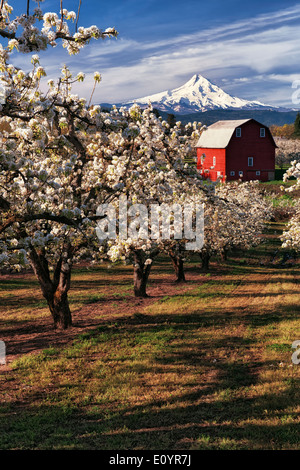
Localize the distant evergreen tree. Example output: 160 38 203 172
153 108 160 118
293 112 300 138
167 113 176 128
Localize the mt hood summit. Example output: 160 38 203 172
123 74 276 114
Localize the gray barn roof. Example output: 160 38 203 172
197 119 256 149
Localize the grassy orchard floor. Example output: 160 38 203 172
1 222 300 450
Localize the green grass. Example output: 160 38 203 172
1 222 300 450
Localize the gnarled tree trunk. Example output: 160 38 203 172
29 243 73 329
133 251 152 298
47 289 72 330
221 247 229 262
169 252 186 282
200 251 210 272
47 258 72 329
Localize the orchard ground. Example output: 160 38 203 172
1 182 300 450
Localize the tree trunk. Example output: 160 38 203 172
133 251 152 298
170 253 186 282
47 289 72 329
200 252 210 271
221 248 228 262
29 244 73 329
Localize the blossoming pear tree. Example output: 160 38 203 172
179 180 272 272
100 109 272 293
162 181 272 277
200 180 273 270
0 29 206 326
275 138 300 169
281 162 300 250
98 106 208 297
0 1 121 329
0 68 154 327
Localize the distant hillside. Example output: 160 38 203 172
99 104 299 127
159 109 300 127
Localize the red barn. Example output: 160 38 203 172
196 119 277 182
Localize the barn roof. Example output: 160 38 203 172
196 119 276 149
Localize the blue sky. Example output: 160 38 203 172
6 0 300 108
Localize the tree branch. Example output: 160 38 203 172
0 28 117 49
76 0 82 33
0 211 107 234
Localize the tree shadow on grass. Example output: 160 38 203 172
1 301 300 450
1 350 299 450
2 255 300 449
114 299 300 330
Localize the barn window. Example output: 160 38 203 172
256 171 261 176
236 128 241 137
260 128 265 137
248 157 254 167
239 171 243 177
213 156 216 166
230 171 235 176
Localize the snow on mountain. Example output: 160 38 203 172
122 74 278 114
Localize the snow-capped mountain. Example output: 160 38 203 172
122 74 278 114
